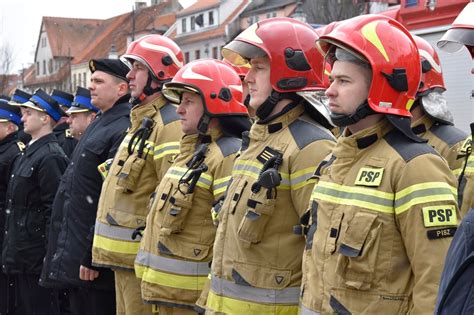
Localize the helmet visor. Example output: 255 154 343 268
162 82 200 105
222 40 267 67
438 28 474 53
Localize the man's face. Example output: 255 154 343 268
67 112 95 139
325 60 371 117
89 71 120 110
245 56 272 111
21 107 47 135
126 60 150 99
176 92 204 135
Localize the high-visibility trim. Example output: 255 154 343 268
289 167 316 190
141 267 208 290
120 135 155 156
213 176 231 196
300 303 321 315
394 182 457 214
94 220 136 241
452 167 462 177
464 155 474 174
97 161 109 180
210 277 300 305
207 291 298 315
165 167 213 190
135 250 210 276
92 234 140 255
135 263 145 278
312 181 394 214
154 141 180 160
233 160 295 190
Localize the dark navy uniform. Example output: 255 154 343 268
54 122 78 158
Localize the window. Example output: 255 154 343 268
209 11 214 25
181 18 187 33
41 37 46 48
405 0 418 7
195 49 200 60
212 46 218 59
73 74 76 88
272 12 277 17
184 52 190 63
36 62 40 74
191 16 196 31
48 59 53 74
43 60 46 75
83 72 87 86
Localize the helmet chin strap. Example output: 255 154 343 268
255 90 300 120
330 100 375 127
197 114 211 135
130 73 168 106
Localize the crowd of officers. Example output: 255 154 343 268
0 4 473 314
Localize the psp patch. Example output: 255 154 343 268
422 205 457 228
354 167 384 187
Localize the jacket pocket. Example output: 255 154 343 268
158 237 212 262
330 288 409 314
237 188 276 245
160 184 194 235
335 211 382 290
116 154 146 192
106 209 147 229
225 177 247 215
232 261 292 289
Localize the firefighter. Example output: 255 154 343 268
134 59 251 314
92 35 184 315
50 89 78 158
436 2 474 313
0 96 24 314
205 17 336 314
410 35 469 213
299 14 459 314
2 89 69 314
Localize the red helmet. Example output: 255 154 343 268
412 35 445 95
437 2 474 57
317 14 421 117
222 58 250 81
162 59 248 117
120 34 184 81
221 17 326 92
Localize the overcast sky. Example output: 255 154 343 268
0 0 194 73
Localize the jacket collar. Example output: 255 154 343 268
25 133 57 157
97 99 131 127
249 103 304 141
333 118 392 158
411 114 433 135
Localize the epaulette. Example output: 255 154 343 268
430 123 468 147
215 137 241 158
384 128 438 162
289 118 335 150
160 103 180 125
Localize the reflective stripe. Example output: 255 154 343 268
92 234 140 255
120 135 155 156
464 155 474 174
97 161 109 180
154 142 180 160
135 263 145 278
207 291 298 315
452 167 462 177
135 250 210 276
289 167 316 190
394 182 457 214
141 267 207 290
312 181 394 214
300 303 321 315
213 176 231 196
233 160 299 190
165 167 213 190
94 220 136 241
210 276 299 305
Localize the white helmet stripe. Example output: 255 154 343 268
419 49 442 73
181 66 213 81
228 84 243 92
139 40 184 68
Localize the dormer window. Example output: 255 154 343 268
191 16 196 31
209 11 214 25
182 18 187 33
